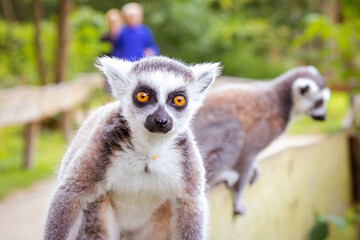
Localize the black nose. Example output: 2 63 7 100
154 118 168 127
144 106 173 133
311 115 326 121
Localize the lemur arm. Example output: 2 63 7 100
231 153 257 215
44 105 130 240
171 190 207 240
171 135 207 240
44 125 115 239
44 179 105 240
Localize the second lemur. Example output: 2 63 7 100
193 66 330 215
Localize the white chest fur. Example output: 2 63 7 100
105 141 183 230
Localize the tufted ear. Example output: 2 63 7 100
190 62 222 94
307 65 319 75
95 56 134 98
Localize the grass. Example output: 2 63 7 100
0 126 65 200
288 91 350 134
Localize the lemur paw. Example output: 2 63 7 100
249 165 260 185
233 202 247 216
211 170 239 188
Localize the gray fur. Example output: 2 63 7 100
131 57 194 81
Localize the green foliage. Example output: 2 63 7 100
308 208 358 240
0 6 108 88
74 0 129 13
144 0 295 78
292 12 360 85
2 0 359 86
0 21 39 86
308 213 329 240
68 6 109 74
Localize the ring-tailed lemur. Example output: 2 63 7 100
193 66 330 215
44 56 221 240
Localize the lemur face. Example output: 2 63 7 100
292 78 331 120
129 70 193 134
97 56 221 135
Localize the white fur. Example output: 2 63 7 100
291 78 331 118
105 139 183 231
66 212 83 240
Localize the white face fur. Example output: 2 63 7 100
97 56 221 138
291 77 331 120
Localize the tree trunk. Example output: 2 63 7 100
33 0 46 85
55 0 72 143
23 122 39 169
55 0 71 84
320 0 341 23
0 0 16 22
61 110 72 144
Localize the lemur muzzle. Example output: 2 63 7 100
145 106 173 133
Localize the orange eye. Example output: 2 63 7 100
136 91 149 102
174 95 186 107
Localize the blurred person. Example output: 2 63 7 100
100 9 124 93
101 9 124 58
115 2 159 61
106 9 123 39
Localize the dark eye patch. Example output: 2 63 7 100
167 89 188 111
132 85 157 108
314 99 324 108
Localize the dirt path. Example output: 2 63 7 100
0 179 55 240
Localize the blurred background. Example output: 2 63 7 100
0 0 359 239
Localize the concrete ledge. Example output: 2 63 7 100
208 132 352 240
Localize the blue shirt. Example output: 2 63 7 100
113 24 159 61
